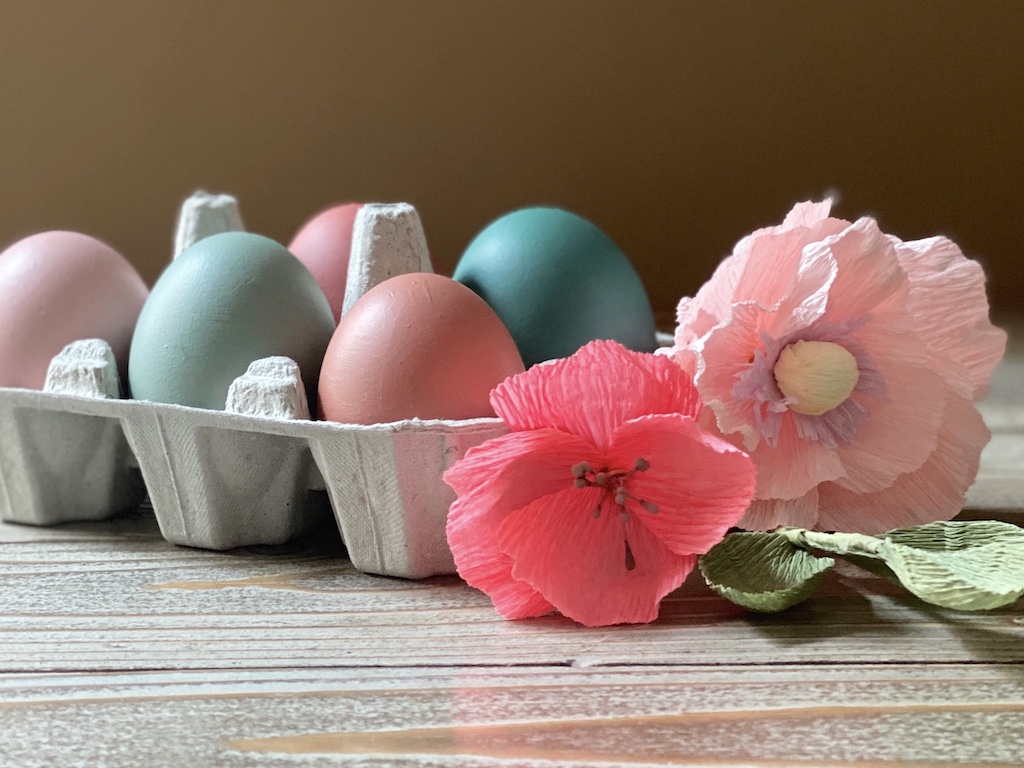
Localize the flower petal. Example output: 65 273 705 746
729 220 844 322
444 429 601 508
605 414 757 555
894 236 1007 399
781 199 835 229
739 488 820 531
814 217 910 320
834 325 946 493
445 429 602 619
748 415 844 499
496 486 696 626
817 392 989 534
696 302 770 448
675 255 747 349
490 340 700 453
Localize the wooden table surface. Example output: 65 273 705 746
2 329 1022 767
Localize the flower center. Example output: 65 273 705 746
570 459 659 515
773 340 859 416
570 458 658 572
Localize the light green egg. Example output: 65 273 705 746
129 232 335 411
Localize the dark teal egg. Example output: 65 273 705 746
453 207 657 367
129 232 335 411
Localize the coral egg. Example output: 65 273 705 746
319 272 525 424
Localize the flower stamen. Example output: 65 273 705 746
624 539 636 571
574 460 657 524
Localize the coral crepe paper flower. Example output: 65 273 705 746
444 341 757 627
671 200 1007 534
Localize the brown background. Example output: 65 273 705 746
0 0 1021 318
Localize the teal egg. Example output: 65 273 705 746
453 208 657 367
129 232 335 411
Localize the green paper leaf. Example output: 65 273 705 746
699 531 835 613
874 520 1024 611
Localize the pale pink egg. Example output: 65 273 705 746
0 231 149 391
288 203 363 323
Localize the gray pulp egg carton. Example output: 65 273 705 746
0 197 508 578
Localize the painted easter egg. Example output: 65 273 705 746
129 232 335 411
318 272 524 424
0 231 148 391
288 203 363 322
453 207 657 367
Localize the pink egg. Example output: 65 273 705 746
288 203 363 322
0 231 149 391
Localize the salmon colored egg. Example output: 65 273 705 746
0 231 148 391
288 203 363 322
318 272 525 424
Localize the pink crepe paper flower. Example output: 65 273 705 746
671 200 1007 534
444 340 757 627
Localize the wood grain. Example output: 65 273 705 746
3 665 1024 766
1 529 1024 674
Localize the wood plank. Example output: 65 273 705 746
1 530 1023 672
2 665 1024 767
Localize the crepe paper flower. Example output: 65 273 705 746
671 199 1007 535
444 340 757 627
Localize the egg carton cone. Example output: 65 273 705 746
0 198 507 578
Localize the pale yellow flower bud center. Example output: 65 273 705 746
773 340 859 416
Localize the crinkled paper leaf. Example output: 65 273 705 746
699 531 834 613
876 520 1024 611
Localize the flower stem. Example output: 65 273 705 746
777 527 884 558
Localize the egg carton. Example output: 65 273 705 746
0 343 505 577
0 196 508 578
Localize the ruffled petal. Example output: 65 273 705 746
496 486 696 626
834 325 946 493
781 199 835 230
730 223 843 320
675 254 745 349
604 414 756 555
696 302 770 448
748 415 844 499
739 488 820 531
490 340 701 453
667 344 699 380
817 392 989 534
894 236 1007 399
445 429 602 619
814 217 910 320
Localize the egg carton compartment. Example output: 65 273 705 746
0 341 506 578
0 340 146 526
